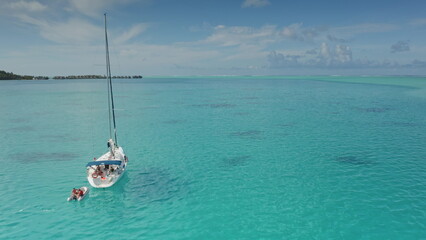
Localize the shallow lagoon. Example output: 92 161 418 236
0 76 425 239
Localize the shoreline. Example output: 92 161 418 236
1 75 425 89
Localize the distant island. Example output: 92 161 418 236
0 70 142 80
0 70 42 80
52 75 142 79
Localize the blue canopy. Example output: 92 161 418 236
86 160 122 167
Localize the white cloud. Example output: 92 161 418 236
0 44 105 76
281 23 300 39
203 25 278 47
222 44 266 62
265 44 425 71
315 42 353 65
0 40 223 75
410 18 426 26
334 44 352 63
201 23 328 48
68 0 116 17
390 41 410 53
319 42 331 59
8 1 47 12
16 15 103 44
115 23 149 44
327 34 347 43
5 1 147 45
306 49 317 55
42 18 103 44
68 0 150 18
332 23 399 37
408 59 426 68
120 43 219 62
267 42 352 68
242 0 270 8
1 3 421 76
267 51 301 68
280 23 326 41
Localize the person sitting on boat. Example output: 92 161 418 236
105 164 111 176
70 188 80 200
77 189 84 197
92 166 105 178
97 166 105 175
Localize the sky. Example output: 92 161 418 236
1 0 426 76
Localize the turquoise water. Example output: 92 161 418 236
1 77 426 239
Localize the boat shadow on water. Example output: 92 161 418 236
125 167 191 204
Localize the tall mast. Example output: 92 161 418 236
104 13 118 145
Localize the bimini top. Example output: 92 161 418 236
86 160 122 167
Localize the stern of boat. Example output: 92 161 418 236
86 148 127 188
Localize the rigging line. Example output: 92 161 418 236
105 13 113 142
104 13 118 145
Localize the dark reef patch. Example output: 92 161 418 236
230 130 263 139
356 107 392 113
222 155 251 167
33 111 54 116
277 123 295 127
328 101 343 105
6 126 35 132
246 101 262 105
335 155 373 165
41 134 73 142
10 152 79 162
383 121 419 127
235 112 250 116
191 103 236 108
162 119 186 124
128 167 190 203
9 118 28 124
139 105 160 110
240 96 259 100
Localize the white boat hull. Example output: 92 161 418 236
87 146 128 188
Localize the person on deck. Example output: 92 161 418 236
77 189 84 197
96 166 105 177
71 188 79 200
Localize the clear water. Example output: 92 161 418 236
1 77 426 239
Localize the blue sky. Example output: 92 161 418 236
1 0 426 76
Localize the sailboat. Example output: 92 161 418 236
86 13 128 188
